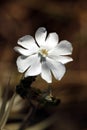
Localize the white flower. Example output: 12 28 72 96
14 27 73 83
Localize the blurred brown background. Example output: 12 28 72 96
0 0 87 130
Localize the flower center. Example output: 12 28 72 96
39 49 48 57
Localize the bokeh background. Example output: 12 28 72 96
0 0 87 130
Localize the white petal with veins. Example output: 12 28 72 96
48 54 73 64
25 56 41 77
45 33 58 49
50 40 73 56
41 62 52 83
16 54 38 73
35 27 47 46
18 35 37 49
46 58 66 80
14 46 31 56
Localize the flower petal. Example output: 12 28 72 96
14 46 31 56
25 55 41 77
48 54 73 64
18 35 39 55
45 33 58 49
57 56 73 64
50 40 73 56
46 58 66 80
35 27 47 46
41 62 52 83
16 54 38 73
57 40 73 55
18 35 37 50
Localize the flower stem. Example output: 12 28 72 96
19 102 37 130
0 88 9 121
0 92 16 130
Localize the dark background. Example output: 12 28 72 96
0 0 87 130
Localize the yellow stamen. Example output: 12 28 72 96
40 49 48 57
